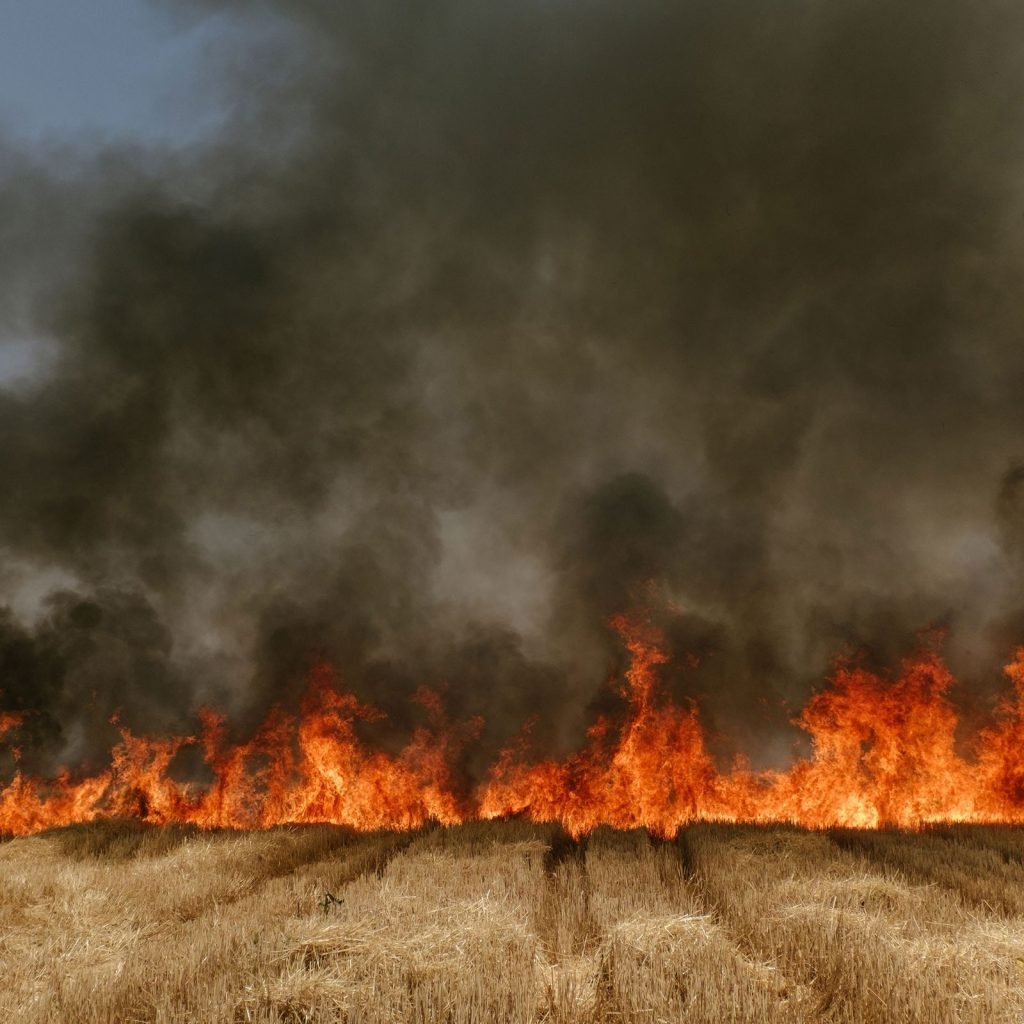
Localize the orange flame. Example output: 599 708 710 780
3 618 1024 836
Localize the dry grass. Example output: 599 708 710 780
832 826 1024 917
1 821 1023 1022
685 824 1024 1023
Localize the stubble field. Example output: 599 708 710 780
2 819 1024 1023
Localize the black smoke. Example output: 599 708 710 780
3 0 1024 774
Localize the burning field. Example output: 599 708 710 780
4 613 1024 837
3 819 1024 1023
7 0 1024 1019
7 616 1024 1021
6 616 1024 1024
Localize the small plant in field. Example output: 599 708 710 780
320 890 343 915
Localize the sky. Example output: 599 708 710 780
0 0 222 145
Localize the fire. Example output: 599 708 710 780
481 622 1024 834
0 665 468 835
3 616 1024 836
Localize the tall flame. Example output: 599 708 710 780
3 615 1024 836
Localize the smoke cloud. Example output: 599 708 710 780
3 0 1024 773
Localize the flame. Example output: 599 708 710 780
3 617 1024 836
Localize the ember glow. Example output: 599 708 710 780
3 615 1023 837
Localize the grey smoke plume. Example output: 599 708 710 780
3 0 1024 774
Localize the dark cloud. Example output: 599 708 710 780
2 0 1024 772
0 588 187 773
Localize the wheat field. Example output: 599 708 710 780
1 820 1023 1022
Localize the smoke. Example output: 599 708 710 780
3 0 1024 773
